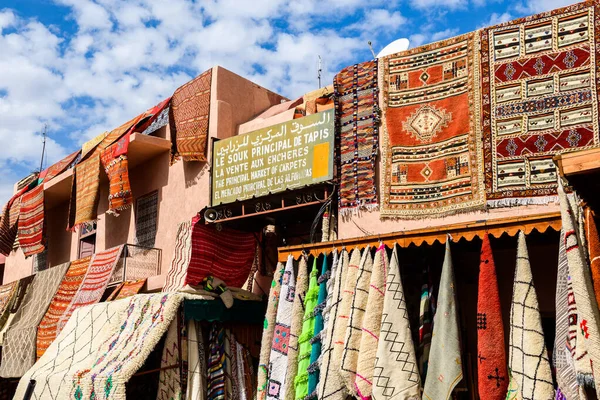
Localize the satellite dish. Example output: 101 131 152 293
377 38 410 58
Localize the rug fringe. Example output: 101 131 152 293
487 196 558 208
340 203 379 219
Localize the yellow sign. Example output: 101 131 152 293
212 109 334 206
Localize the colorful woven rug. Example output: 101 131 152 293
36 256 91 359
101 133 133 215
0 186 28 256
477 235 508 400
58 245 124 332
17 184 45 257
143 106 170 135
170 68 212 162
585 208 600 309
0 281 17 332
355 245 387 399
334 60 379 214
113 279 146 300
0 262 69 378
187 219 257 288
267 256 296 400
422 241 463 400
69 153 101 229
318 250 350 400
207 323 227 400
507 232 554 399
373 245 421 400
341 247 373 397
380 33 485 218
82 131 109 160
164 221 193 292
41 150 80 183
307 255 329 397
481 2 600 204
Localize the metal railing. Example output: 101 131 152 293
108 244 162 286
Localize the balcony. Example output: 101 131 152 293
109 243 162 286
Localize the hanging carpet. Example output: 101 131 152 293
481 1 600 205
0 262 69 378
17 184 45 257
156 318 183 400
373 245 421 400
82 131 109 160
113 279 146 300
170 68 212 162
308 255 330 397
40 150 80 183
207 323 227 400
477 234 508 400
0 186 28 256
186 320 207 400
379 32 485 218
36 256 91 359
57 245 124 333
334 60 379 214
0 276 34 345
0 281 18 333
585 208 600 310
507 232 554 399
101 133 133 215
68 153 101 229
164 220 193 292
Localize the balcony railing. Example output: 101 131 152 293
109 244 162 286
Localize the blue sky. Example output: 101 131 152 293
0 0 575 204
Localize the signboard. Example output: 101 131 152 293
212 109 334 206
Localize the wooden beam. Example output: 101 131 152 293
278 211 561 261
554 148 600 177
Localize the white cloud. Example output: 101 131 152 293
0 10 16 31
479 11 512 28
347 9 407 37
516 0 575 14
411 0 468 9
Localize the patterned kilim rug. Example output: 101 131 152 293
142 106 170 135
477 235 508 400
481 1 600 205
170 68 212 162
164 221 193 292
156 312 183 400
101 133 133 215
57 245 124 332
41 150 80 183
17 185 45 257
36 256 91 359
69 154 101 229
334 60 379 214
0 186 28 256
0 262 69 378
380 33 485 218
422 241 463 400
187 220 257 288
507 232 554 399
373 245 421 400
113 279 146 300
355 245 387 399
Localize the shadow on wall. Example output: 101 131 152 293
104 207 132 249
184 161 210 189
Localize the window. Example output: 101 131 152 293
78 221 97 258
135 191 158 248
32 249 48 273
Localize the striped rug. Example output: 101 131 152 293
69 154 101 229
17 185 45 257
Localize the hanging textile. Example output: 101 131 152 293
187 218 257 288
554 229 580 400
0 186 28 256
40 150 80 183
164 220 193 292
267 256 296 400
257 264 285 400
308 254 330 397
114 279 146 300
157 319 182 400
17 184 45 256
207 323 227 400
101 133 133 215
170 68 213 162
0 262 69 378
68 153 101 229
58 245 124 332
506 232 554 399
82 131 109 160
0 281 18 333
283 255 309 400
341 247 373 396
134 97 171 134
294 258 319 400
559 183 600 395
334 60 379 214
187 320 207 400
143 106 170 135
418 266 434 379
224 329 237 400
379 32 485 218
477 234 508 400
480 1 600 205
373 244 421 400
0 276 34 345
585 208 600 309
422 241 463 400
236 340 249 400
36 256 91 359
355 245 388 399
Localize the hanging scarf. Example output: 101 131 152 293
355 245 388 399
294 258 319 400
257 263 285 400
477 234 508 400
558 183 600 395
318 249 350 400
423 241 463 400
554 229 580 400
308 254 330 397
341 247 373 397
418 266 434 380
373 244 421 400
584 208 600 313
284 256 309 400
267 256 297 400
506 232 554 399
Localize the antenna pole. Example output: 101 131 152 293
39 124 47 173
318 55 322 88
368 41 376 58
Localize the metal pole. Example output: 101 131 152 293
39 124 47 173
